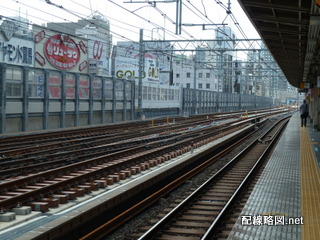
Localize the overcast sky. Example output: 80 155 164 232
1 0 260 41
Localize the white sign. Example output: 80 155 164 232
37 76 44 97
116 42 160 83
33 26 88 73
89 59 98 75
0 35 34 66
0 20 17 40
88 37 109 76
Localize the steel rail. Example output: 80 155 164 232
0 116 249 177
79 120 257 240
0 121 249 210
201 117 290 239
78 118 267 240
0 115 219 158
0 108 284 148
137 116 290 240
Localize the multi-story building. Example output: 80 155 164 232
47 12 112 58
206 26 236 93
171 56 218 92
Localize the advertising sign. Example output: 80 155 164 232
66 77 75 99
0 35 34 66
0 20 34 66
33 25 88 73
48 76 61 99
37 76 44 97
44 34 80 70
0 20 18 40
79 77 89 98
88 37 110 76
115 42 160 83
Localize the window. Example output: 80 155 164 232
6 68 23 97
206 73 210 78
198 73 203 78
48 72 61 99
169 89 174 100
116 81 124 100
176 73 180 78
186 83 190 88
148 87 152 100
160 88 165 100
28 70 44 98
152 87 158 100
105 80 113 100
143 86 148 100
125 82 132 100
92 78 102 99
186 72 191 78
79 75 89 99
206 83 210 89
65 74 75 99
174 89 179 100
198 83 202 89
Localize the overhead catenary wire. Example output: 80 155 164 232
4 0 135 43
2 0 283 78
42 0 194 52
1 0 286 94
6 0 259 55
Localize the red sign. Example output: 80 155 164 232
35 52 46 66
34 30 45 43
44 34 80 70
93 40 103 59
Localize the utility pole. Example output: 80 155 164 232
138 29 145 119
193 54 197 115
258 50 261 96
111 46 117 123
220 51 224 92
176 0 182 34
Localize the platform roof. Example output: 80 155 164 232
237 0 320 88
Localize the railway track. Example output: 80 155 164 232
0 108 279 152
0 109 282 179
79 115 290 240
0 108 291 240
0 116 246 179
136 116 289 240
0 116 254 211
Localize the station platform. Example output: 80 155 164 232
228 113 320 240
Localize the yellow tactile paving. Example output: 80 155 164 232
300 127 320 240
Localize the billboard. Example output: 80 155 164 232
0 20 34 66
115 42 160 83
87 36 110 76
33 25 88 73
